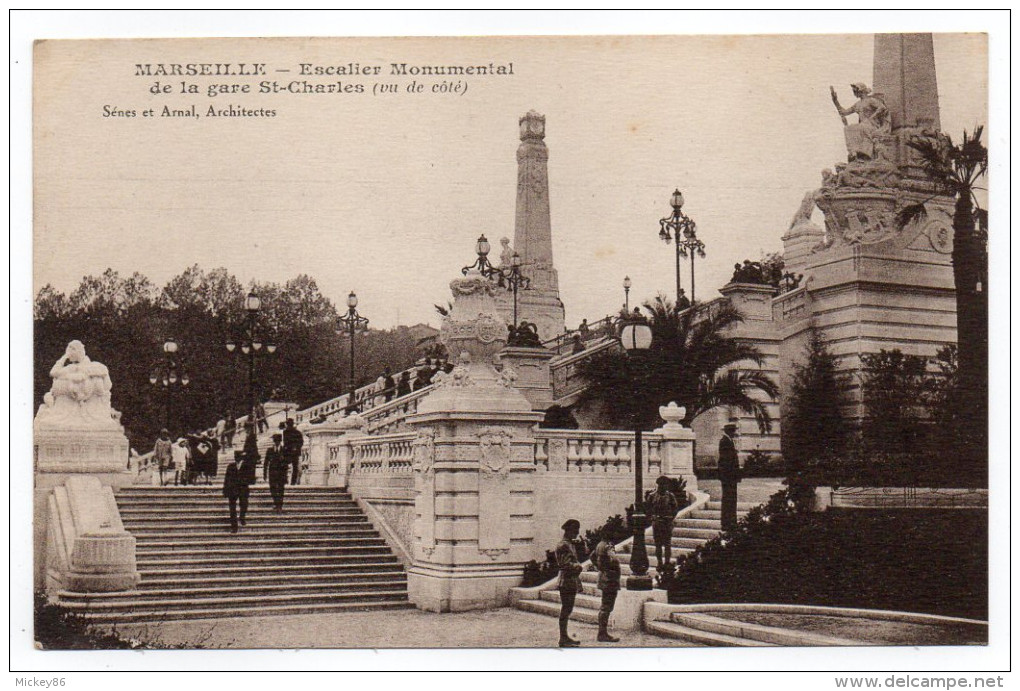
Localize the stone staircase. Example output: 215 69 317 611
644 609 862 647
516 498 756 623
58 485 412 622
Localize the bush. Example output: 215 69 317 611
741 449 785 478
34 593 210 650
665 492 987 620
521 550 559 588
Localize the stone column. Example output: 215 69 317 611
406 273 544 612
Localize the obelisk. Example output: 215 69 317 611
873 33 941 132
507 111 565 343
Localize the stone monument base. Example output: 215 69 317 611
34 427 130 475
408 562 527 612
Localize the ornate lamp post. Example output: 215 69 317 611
337 290 370 401
623 275 632 312
659 189 705 304
149 338 189 434
226 290 277 419
463 234 531 334
619 317 654 590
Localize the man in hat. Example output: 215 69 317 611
222 451 243 534
648 475 680 570
591 525 621 643
555 518 584 647
264 433 289 512
282 418 304 486
718 422 741 531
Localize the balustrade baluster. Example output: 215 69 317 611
566 439 580 471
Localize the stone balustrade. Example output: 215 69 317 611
549 337 619 402
349 432 416 476
533 429 664 476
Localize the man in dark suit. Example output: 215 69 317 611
238 441 257 526
264 433 288 512
282 418 304 486
222 451 244 534
718 422 741 531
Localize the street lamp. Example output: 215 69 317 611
226 290 277 419
462 235 531 336
461 234 502 281
337 290 370 405
619 317 654 590
149 338 189 434
623 276 632 312
659 189 705 304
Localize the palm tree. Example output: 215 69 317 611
897 127 987 479
576 296 779 432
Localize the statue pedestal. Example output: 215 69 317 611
34 427 130 475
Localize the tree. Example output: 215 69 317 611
782 332 850 479
898 127 987 481
577 296 779 432
861 349 929 456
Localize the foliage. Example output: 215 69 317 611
663 494 987 620
782 332 851 479
791 345 970 488
521 551 559 588
897 127 987 483
34 593 208 649
741 449 785 478
861 349 930 455
35 267 431 452
577 295 779 433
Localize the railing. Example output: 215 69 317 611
549 337 619 401
533 429 663 475
830 487 989 509
362 385 435 434
348 431 417 476
543 315 618 355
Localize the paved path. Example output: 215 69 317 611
114 607 697 649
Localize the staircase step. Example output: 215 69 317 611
121 517 370 531
137 561 403 580
539 589 607 611
138 569 405 589
517 597 600 625
675 518 722 530
129 526 378 541
117 499 356 509
72 596 414 623
704 502 757 511
136 547 392 567
118 507 365 517
645 619 769 646
117 488 351 497
61 578 406 602
135 536 385 552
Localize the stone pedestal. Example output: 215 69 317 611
498 346 555 411
609 589 668 631
43 476 139 593
405 273 545 612
654 402 697 491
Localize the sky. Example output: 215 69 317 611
33 32 987 330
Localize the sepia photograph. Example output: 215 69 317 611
11 10 1007 680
